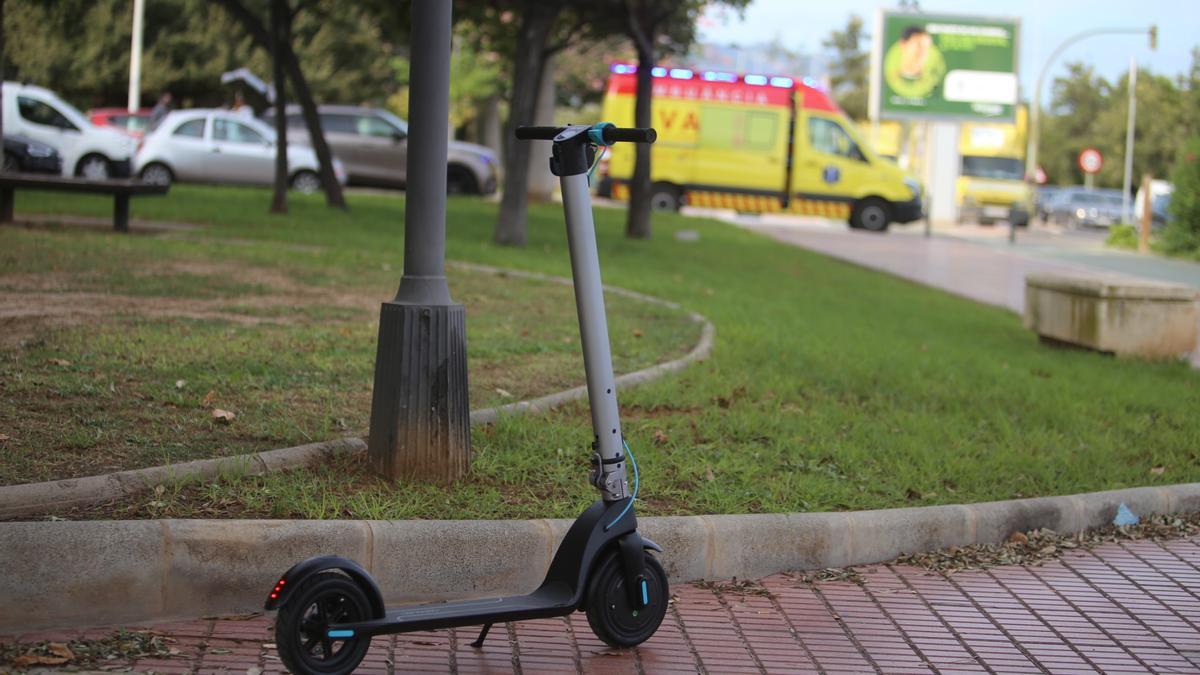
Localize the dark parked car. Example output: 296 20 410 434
3 134 64 174
1046 188 1124 228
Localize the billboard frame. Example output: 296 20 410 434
869 8 1022 124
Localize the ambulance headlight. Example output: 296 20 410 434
903 177 921 199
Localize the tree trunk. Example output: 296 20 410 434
213 0 345 210
268 0 288 214
281 45 346 210
476 93 502 157
526 53 557 203
494 4 560 246
625 45 655 239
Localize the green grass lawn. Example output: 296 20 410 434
0 202 697 485
3 184 1198 520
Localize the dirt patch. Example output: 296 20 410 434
0 259 382 348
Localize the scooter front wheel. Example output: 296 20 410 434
275 571 373 675
585 551 669 648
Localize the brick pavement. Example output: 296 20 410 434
4 536 1199 673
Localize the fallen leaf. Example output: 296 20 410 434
1150 466 1165 475
495 388 513 398
246 667 263 675
212 409 236 423
561 336 573 344
705 466 715 482
202 390 217 406
633 328 644 338
48 643 75 660
652 429 670 446
1006 531 1029 545
0 433 10 442
410 640 443 647
209 648 233 655
48 358 71 367
13 654 70 667
175 379 186 389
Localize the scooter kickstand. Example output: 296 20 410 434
469 623 493 649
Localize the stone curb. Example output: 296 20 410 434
0 265 714 520
2 482 1196 632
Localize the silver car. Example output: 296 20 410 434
280 105 498 194
135 109 346 192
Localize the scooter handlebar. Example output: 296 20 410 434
515 125 657 144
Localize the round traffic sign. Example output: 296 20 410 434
1078 148 1103 175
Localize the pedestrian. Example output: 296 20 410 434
149 92 173 125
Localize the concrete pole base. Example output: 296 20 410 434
367 301 471 482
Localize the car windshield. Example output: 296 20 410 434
376 110 409 136
961 156 1023 180
38 90 90 129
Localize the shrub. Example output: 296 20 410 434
1163 136 1200 255
1105 224 1138 250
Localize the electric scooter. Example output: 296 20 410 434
266 122 663 675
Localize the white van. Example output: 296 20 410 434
2 82 137 179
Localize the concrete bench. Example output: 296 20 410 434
1024 273 1199 358
0 173 169 233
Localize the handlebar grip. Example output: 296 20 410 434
602 127 657 144
514 126 565 140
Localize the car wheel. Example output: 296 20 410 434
851 198 891 232
139 163 174 186
76 154 111 180
649 183 681 212
2 151 19 173
447 165 478 195
291 170 322 194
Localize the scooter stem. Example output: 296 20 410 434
559 167 629 502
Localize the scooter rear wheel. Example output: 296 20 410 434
275 571 372 675
585 551 669 648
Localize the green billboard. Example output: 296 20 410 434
870 11 1020 121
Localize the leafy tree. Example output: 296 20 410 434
1038 60 1195 191
1164 136 1200 255
2 0 394 110
822 14 868 121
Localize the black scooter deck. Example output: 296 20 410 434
329 582 574 638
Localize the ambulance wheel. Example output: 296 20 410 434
275 572 372 675
650 183 681 212
851 198 891 232
585 551 669 648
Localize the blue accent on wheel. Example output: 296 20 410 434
328 629 355 638
641 579 649 606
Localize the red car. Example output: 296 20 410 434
88 108 152 138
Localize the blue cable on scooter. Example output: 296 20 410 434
605 439 639 530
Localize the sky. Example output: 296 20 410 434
699 0 1198 101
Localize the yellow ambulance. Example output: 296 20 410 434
599 64 922 231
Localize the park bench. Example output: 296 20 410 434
1024 273 1199 358
0 173 169 233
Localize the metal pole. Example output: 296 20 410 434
1121 56 1137 224
368 0 470 483
127 0 144 113
394 0 452 306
